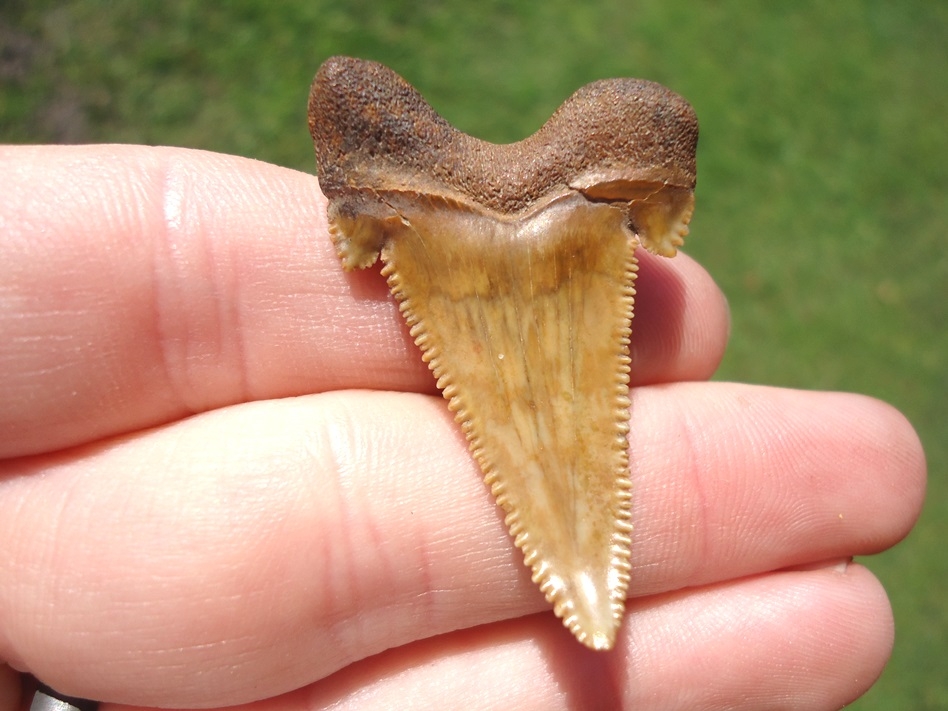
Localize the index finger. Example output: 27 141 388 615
0 145 728 458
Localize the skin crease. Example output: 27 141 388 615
0 145 926 711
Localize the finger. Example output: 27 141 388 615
0 383 923 706
0 145 728 458
0 665 19 711
215 564 891 711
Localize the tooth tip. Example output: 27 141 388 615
541 565 627 651
586 631 617 652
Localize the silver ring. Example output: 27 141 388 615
30 685 97 711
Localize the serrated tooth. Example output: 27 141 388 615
309 56 697 651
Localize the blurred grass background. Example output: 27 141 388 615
2 0 945 707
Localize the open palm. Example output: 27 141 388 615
0 146 924 711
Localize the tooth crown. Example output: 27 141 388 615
309 56 698 650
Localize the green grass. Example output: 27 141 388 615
3 1 946 707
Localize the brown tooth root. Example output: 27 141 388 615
308 55 698 651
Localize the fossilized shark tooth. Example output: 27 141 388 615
308 56 698 651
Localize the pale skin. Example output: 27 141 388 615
0 144 926 711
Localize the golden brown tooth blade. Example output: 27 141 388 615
379 194 635 650
309 56 699 650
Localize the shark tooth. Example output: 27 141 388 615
308 56 698 651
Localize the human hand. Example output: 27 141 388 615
0 145 925 710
